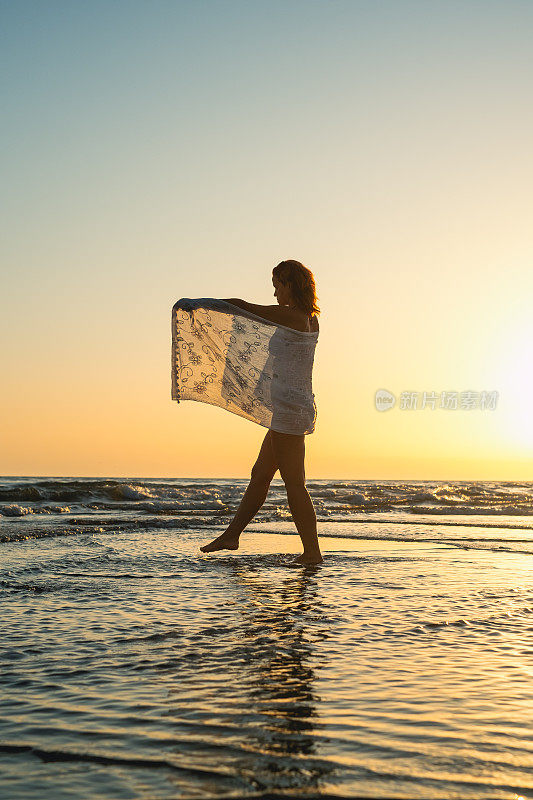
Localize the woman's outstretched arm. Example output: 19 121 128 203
221 298 291 326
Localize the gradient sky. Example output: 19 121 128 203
1 0 532 479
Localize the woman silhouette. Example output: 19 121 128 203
200 260 322 566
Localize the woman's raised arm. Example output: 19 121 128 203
220 298 290 326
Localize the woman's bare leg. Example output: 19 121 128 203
200 431 278 553
269 431 323 565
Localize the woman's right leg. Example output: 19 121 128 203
200 431 278 553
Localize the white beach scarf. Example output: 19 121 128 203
171 298 318 435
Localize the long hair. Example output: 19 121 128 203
273 260 320 316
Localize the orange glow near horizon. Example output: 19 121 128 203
1 3 532 478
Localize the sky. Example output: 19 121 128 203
1 0 532 480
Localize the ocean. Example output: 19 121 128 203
1 477 532 799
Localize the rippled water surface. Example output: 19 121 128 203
1 478 532 799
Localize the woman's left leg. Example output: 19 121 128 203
269 431 323 565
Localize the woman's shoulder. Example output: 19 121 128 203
282 309 319 333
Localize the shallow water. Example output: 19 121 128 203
1 479 532 799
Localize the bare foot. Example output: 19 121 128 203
287 553 324 567
200 531 240 553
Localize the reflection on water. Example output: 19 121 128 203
0 527 532 800
162 561 334 794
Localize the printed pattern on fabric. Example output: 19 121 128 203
171 298 318 435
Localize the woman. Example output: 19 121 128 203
200 259 323 566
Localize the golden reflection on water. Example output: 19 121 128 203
2 524 532 799
166 561 335 791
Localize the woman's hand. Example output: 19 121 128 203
174 298 195 312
